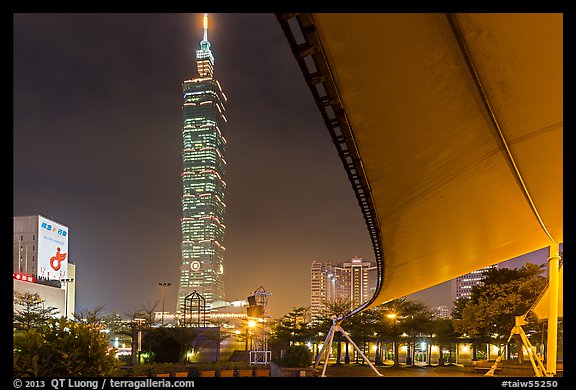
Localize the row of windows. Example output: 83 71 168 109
182 148 223 156
184 117 227 132
183 90 224 104
182 225 225 235
183 98 225 113
183 187 225 197
181 207 225 217
182 152 225 163
182 133 226 147
182 182 225 193
181 215 225 225
182 210 225 220
181 244 222 251
182 251 224 258
183 80 226 101
182 121 226 139
16 235 36 241
182 177 225 186
182 157 225 169
182 232 225 242
183 107 219 118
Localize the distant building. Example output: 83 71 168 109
13 215 75 319
452 264 498 301
310 257 377 321
432 305 451 319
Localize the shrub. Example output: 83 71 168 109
276 345 313 368
13 317 123 377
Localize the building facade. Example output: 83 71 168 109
453 264 498 301
177 14 229 312
13 215 75 319
310 257 377 321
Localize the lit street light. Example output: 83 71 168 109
246 319 257 351
158 282 171 327
134 318 145 365
387 312 399 365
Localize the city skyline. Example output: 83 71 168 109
13 13 375 320
13 13 552 320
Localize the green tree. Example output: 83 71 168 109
452 263 547 363
125 302 160 362
379 298 409 366
320 298 351 365
271 306 310 347
13 292 59 331
431 317 459 365
400 300 433 366
74 305 107 327
371 306 394 365
14 317 122 377
276 344 313 367
347 308 380 364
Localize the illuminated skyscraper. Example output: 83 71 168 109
177 14 228 312
310 257 377 321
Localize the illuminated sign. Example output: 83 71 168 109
13 273 35 283
37 215 68 287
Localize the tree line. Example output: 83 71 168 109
268 262 551 366
13 262 553 375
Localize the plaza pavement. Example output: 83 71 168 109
316 363 537 377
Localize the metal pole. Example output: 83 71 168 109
339 325 383 376
546 245 560 375
321 322 337 377
61 278 74 320
65 280 68 319
161 287 165 327
158 283 171 327
314 323 335 369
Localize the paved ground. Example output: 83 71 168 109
314 363 545 377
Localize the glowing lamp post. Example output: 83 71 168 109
387 313 399 365
158 282 171 327
246 319 257 351
60 278 74 320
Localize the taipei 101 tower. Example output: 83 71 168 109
176 14 228 312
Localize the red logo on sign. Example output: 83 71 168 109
50 247 67 271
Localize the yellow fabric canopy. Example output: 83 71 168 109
277 13 562 315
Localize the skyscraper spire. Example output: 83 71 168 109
196 13 214 77
203 13 208 43
200 13 210 50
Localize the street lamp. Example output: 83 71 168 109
60 278 74 320
386 312 398 365
134 318 145 365
246 320 256 351
158 282 171 327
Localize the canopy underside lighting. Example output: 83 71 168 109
277 13 562 317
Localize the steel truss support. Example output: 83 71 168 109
485 316 551 377
314 318 383 377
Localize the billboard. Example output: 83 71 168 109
37 215 68 287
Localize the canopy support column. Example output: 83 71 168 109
546 244 560 375
314 318 383 377
486 316 550 377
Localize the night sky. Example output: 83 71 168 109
13 13 549 320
